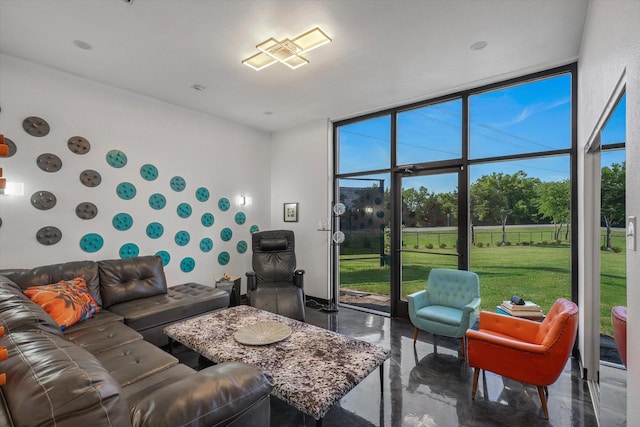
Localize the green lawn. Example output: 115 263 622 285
339 228 626 336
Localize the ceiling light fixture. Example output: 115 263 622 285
191 84 206 91
242 27 332 71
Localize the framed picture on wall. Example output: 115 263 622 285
283 202 298 222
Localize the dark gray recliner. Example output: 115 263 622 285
246 230 305 321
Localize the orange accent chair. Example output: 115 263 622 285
466 298 578 420
611 306 627 366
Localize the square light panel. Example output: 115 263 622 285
242 27 331 70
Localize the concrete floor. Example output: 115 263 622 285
173 305 600 426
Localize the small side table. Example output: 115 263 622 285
215 276 241 307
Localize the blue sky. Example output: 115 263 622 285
338 73 626 195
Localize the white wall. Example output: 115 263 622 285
270 120 331 300
0 54 271 293
578 0 640 424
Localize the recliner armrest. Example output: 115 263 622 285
246 271 257 291
129 362 274 427
293 269 305 289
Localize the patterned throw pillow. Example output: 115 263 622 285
23 276 100 330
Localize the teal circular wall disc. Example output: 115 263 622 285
155 250 170 266
80 233 104 253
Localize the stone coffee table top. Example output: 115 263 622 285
164 305 391 420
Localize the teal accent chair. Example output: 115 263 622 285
407 268 481 357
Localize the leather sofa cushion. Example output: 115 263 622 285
108 282 228 332
65 319 143 354
128 362 274 427
99 256 168 308
61 310 124 332
95 339 178 387
123 363 196 401
0 277 63 337
1 331 131 427
0 260 102 307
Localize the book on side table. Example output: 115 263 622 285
497 300 545 318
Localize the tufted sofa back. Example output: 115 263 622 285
98 255 167 308
426 268 480 309
0 260 102 307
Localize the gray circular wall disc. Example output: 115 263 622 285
23 116 50 137
76 202 98 220
31 191 57 210
3 138 17 157
80 169 102 187
36 153 63 172
36 226 62 245
68 136 91 154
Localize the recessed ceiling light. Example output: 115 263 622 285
470 41 488 51
264 111 273 116
72 40 93 50
191 84 206 91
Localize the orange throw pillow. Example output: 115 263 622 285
23 276 100 330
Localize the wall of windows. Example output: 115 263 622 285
334 64 576 317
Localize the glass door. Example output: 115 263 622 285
398 169 462 305
597 93 626 426
336 174 391 313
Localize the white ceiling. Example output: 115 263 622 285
0 0 589 133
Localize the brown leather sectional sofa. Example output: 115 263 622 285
0 255 274 427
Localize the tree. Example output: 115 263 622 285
471 171 540 244
601 162 625 249
402 186 438 227
437 191 458 227
536 180 570 241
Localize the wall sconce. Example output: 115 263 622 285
237 195 252 206
0 135 11 195
2 182 24 196
0 167 7 195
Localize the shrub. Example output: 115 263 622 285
476 242 483 248
439 243 446 249
521 241 530 246
413 244 420 249
426 243 434 249
611 246 622 253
